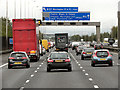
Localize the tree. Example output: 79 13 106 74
0 17 12 37
111 26 117 39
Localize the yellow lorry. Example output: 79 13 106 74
42 39 49 52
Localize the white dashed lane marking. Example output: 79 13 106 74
89 78 93 81
34 70 38 73
85 73 89 76
94 85 99 88
25 80 30 83
31 74 34 78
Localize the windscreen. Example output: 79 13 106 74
96 51 108 57
50 53 68 59
85 49 94 52
11 53 26 58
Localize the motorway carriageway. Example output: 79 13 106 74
0 48 118 89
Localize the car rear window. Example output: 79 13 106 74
11 53 26 58
50 53 68 59
96 51 108 57
85 49 94 52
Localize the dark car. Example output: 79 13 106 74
8 51 30 69
91 49 113 67
81 48 95 60
94 44 103 50
47 52 72 72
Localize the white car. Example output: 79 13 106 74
112 43 118 48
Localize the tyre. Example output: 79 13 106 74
76 53 78 56
26 64 30 68
109 63 113 66
47 67 51 72
8 64 12 69
91 62 95 67
47 49 49 52
68 66 72 72
81 56 84 60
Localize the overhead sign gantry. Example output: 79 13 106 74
38 7 100 43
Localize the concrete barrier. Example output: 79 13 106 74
103 46 118 53
0 49 13 55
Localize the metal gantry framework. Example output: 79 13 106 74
40 21 100 43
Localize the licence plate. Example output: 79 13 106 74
100 58 106 60
87 53 92 54
14 62 22 64
55 60 63 62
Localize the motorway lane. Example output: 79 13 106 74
1 48 54 89
69 49 118 88
1 48 118 89
22 53 94 88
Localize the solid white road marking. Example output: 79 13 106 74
0 63 8 68
89 78 93 81
94 85 99 88
25 80 30 83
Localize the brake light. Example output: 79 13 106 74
107 51 112 57
101 46 103 48
94 46 96 48
22 57 27 59
65 59 70 62
9 57 15 59
83 52 86 54
48 59 53 62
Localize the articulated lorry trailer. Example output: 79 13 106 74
55 33 68 52
12 19 40 62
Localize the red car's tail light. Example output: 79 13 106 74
65 59 70 62
22 57 27 59
9 57 15 59
83 52 86 54
48 59 53 62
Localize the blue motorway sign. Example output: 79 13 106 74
45 12 90 21
9 38 13 44
42 7 78 12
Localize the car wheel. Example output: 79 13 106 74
81 56 84 60
26 64 30 68
91 62 95 67
47 49 49 52
76 53 78 56
68 66 72 72
8 64 12 69
109 63 113 66
47 67 51 72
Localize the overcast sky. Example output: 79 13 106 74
0 0 119 36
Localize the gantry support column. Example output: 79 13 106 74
96 26 100 44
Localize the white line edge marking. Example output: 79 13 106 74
94 85 99 88
0 63 8 68
25 80 30 83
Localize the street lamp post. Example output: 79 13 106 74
6 0 8 49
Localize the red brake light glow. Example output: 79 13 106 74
48 59 53 62
22 57 27 59
83 52 86 54
9 57 15 59
65 59 70 62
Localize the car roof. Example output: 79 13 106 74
51 52 67 54
94 49 109 52
84 48 94 49
11 51 26 54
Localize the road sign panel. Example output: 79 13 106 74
42 7 78 12
44 12 90 21
9 38 13 44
